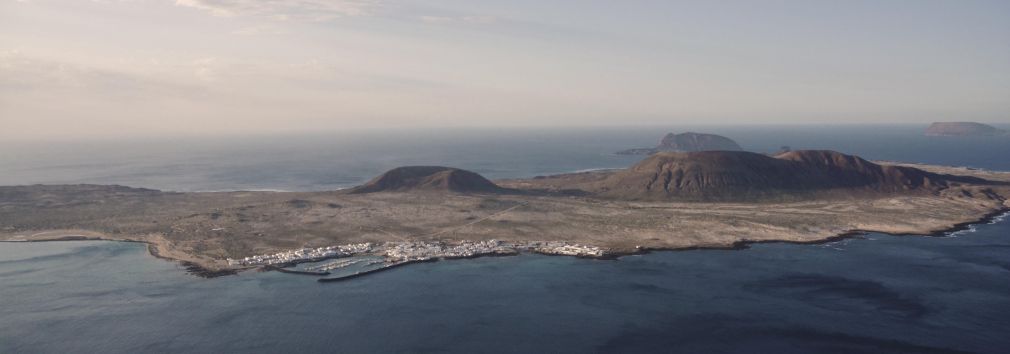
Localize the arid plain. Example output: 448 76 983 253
2 151 1008 272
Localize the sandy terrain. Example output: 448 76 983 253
1 163 1008 272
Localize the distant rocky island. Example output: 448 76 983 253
925 122 1006 136
2 150 1008 280
616 132 743 155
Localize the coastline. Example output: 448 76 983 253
0 232 243 278
620 206 1010 258
3 158 1008 280
3 205 1007 279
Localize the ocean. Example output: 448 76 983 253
1 124 1009 353
3 124 1009 192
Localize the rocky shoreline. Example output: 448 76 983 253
217 205 1010 281
3 157 1009 281
5 206 1007 281
147 243 238 278
621 206 1010 258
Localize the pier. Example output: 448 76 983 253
317 259 436 283
263 265 331 276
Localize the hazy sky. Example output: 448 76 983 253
2 0 1008 139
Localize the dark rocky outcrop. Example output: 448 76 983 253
616 132 743 155
925 122 1006 136
349 166 506 194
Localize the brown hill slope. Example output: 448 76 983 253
591 150 986 201
349 166 505 194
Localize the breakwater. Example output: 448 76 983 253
318 259 436 283
264 265 331 276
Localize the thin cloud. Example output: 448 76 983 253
0 52 207 99
174 0 379 21
419 15 498 25
231 24 289 36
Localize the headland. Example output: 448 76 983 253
2 150 1008 278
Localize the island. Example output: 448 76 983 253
925 122 1006 136
2 150 1008 279
616 132 743 155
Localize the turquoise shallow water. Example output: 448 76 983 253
2 125 1009 353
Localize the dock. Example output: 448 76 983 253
317 258 435 283
264 265 331 276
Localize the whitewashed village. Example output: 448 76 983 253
227 240 608 271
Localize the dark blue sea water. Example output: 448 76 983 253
1 125 1009 353
3 124 1009 192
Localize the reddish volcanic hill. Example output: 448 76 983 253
350 166 505 194
591 150 968 201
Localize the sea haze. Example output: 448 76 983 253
1 124 1009 353
2 124 1008 192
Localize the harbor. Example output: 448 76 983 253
305 258 367 272
263 265 330 276
318 259 438 283
236 239 610 281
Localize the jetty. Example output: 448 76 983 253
318 258 435 283
263 265 330 276
305 258 365 272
